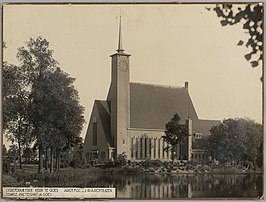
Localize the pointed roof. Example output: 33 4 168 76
95 100 114 147
117 15 124 53
111 14 130 57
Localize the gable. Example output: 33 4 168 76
95 100 113 147
83 100 113 152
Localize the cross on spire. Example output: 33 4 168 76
117 14 124 53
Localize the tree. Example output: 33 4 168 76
30 67 85 172
208 4 263 68
207 118 262 168
7 145 19 160
22 147 37 164
4 37 85 172
162 113 188 162
3 64 34 169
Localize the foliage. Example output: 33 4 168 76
116 152 128 166
60 150 73 168
6 145 19 160
142 160 164 168
3 145 7 157
3 63 34 169
4 37 85 172
107 166 143 175
3 145 19 173
66 138 84 168
162 113 188 162
207 118 262 168
69 159 83 169
22 147 37 163
209 4 263 68
30 67 85 151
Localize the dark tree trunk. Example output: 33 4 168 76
179 143 182 160
55 150 58 171
38 144 44 173
18 141 22 169
55 149 60 171
50 147 54 173
58 152 60 171
45 147 48 170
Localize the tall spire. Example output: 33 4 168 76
117 14 124 53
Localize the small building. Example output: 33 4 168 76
83 17 220 164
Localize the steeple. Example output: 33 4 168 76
117 15 124 53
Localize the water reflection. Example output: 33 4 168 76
39 173 262 198
116 174 262 198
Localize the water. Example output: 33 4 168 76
39 173 262 199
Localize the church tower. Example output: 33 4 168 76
108 16 130 156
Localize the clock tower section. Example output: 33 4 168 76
108 16 130 157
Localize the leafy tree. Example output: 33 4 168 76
3 64 34 169
7 145 19 162
208 4 263 68
4 37 85 172
71 137 84 164
30 67 85 172
3 145 19 173
22 147 37 164
162 113 188 162
208 118 262 169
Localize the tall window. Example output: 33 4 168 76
167 144 169 159
144 138 147 158
162 141 165 159
140 138 143 158
154 139 156 158
149 138 152 158
136 138 138 159
93 117 97 146
131 138 134 158
158 139 161 158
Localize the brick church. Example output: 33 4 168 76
83 17 220 164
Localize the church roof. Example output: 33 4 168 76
198 119 221 136
130 82 200 130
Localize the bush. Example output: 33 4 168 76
107 166 143 174
142 160 164 168
69 159 82 168
115 152 127 166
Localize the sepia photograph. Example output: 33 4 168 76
2 3 263 199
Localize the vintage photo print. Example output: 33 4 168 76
2 3 263 199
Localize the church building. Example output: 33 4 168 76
83 17 220 164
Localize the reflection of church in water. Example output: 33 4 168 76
115 174 249 198
82 17 220 164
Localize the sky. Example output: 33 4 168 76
3 4 262 145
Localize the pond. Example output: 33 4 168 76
37 172 262 199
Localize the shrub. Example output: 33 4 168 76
143 160 164 168
69 159 82 168
115 152 127 166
